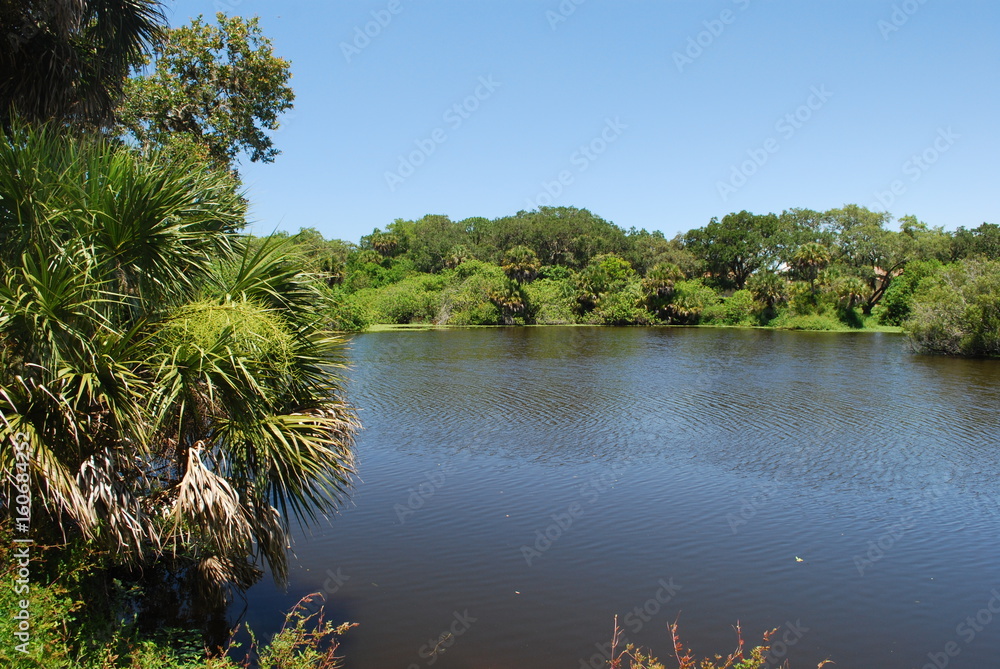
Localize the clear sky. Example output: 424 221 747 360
165 0 999 243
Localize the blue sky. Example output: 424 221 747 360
165 0 999 243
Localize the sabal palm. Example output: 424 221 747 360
641 262 684 320
0 0 164 127
0 124 357 599
791 242 832 292
501 245 540 284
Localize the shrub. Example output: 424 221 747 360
323 287 372 331
876 259 944 325
746 271 789 310
365 275 442 324
769 311 847 331
438 262 506 325
906 259 1000 356
0 533 354 669
705 289 757 326
664 279 720 324
594 280 653 325
343 255 415 291
524 278 578 324
157 299 296 369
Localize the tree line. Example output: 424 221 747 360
278 206 999 356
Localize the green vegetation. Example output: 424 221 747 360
119 13 294 172
906 259 1000 356
282 206 997 356
1 0 163 128
2 4 355 667
0 122 357 666
0 532 353 668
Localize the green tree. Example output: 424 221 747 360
779 207 836 252
501 246 541 284
906 259 1000 356
641 262 685 320
623 228 696 277
899 215 951 262
684 211 785 290
876 259 944 326
833 275 868 311
489 281 529 325
369 230 402 258
952 222 1000 261
1 0 164 127
575 253 635 313
826 205 908 313
444 244 474 269
285 227 355 286
0 125 357 605
746 270 789 321
790 242 832 293
663 279 720 325
118 13 294 170
387 214 469 273
470 207 630 268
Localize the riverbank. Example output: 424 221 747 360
363 322 905 333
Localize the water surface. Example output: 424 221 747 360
237 327 1000 668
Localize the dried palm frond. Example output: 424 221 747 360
195 555 261 608
168 442 252 559
76 448 149 556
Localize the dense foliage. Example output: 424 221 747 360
0 5 356 663
119 13 294 172
906 259 1000 356
0 124 357 605
287 206 997 356
1 0 163 128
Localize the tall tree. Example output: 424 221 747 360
1 0 164 127
826 205 908 313
791 241 832 293
683 211 785 289
118 13 294 171
501 246 540 284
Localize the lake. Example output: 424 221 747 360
235 327 1000 668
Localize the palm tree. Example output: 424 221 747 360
0 124 357 604
834 276 869 311
746 270 789 311
444 244 473 269
1 0 164 127
488 282 527 325
791 242 832 294
641 262 685 319
501 245 540 284
369 231 401 258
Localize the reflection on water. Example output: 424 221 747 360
235 327 1000 668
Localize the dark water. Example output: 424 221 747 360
235 327 1000 669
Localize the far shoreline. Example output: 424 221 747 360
359 322 906 334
